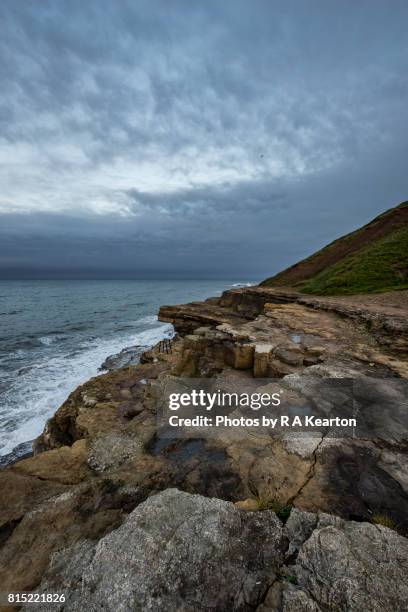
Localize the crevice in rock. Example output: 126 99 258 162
0 516 23 547
287 434 327 506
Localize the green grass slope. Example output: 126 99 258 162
301 225 408 295
260 201 408 295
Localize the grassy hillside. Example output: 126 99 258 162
301 225 408 294
260 201 408 295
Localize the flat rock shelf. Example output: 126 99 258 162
1 285 407 611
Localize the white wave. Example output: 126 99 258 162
39 335 63 345
0 321 172 457
230 282 254 287
135 314 159 325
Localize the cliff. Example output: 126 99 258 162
260 201 408 294
0 283 407 610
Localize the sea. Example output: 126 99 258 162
0 280 252 464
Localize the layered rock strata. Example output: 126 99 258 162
0 286 407 609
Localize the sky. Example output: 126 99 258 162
0 0 407 280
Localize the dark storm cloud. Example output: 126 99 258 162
0 0 407 278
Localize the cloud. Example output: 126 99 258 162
0 0 407 277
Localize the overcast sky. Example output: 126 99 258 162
0 0 407 280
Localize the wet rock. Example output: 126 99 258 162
0 440 33 468
99 345 148 371
146 436 246 501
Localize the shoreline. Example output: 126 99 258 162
0 281 252 465
2 285 407 465
0 328 172 468
1 284 407 609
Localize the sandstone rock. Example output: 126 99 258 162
234 497 259 511
34 363 166 453
174 332 236 377
162 286 408 379
217 286 408 356
0 476 152 597
233 342 255 369
193 326 211 335
0 470 68 543
274 344 304 366
268 358 298 377
119 387 132 399
10 439 89 485
117 399 144 419
254 343 274 377
158 300 248 335
2 284 407 608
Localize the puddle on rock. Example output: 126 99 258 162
148 436 226 463
289 333 302 344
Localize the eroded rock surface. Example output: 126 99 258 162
279 507 408 612
0 285 407 607
25 490 408 612
160 287 408 377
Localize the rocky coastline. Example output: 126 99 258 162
1 285 408 611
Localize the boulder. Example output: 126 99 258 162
29 489 287 611
24 491 408 612
292 518 408 612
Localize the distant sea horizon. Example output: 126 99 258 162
0 276 261 281
0 279 254 464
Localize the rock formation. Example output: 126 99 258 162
0 283 407 610
22 490 408 612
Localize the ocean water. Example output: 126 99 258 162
0 279 250 461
